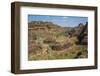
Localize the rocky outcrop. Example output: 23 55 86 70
77 22 88 45
68 22 88 45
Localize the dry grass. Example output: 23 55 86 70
28 36 87 60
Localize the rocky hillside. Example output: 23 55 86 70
28 21 88 60
28 21 61 30
67 22 88 44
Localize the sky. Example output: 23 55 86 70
28 15 88 27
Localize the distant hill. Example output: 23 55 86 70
28 21 62 30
